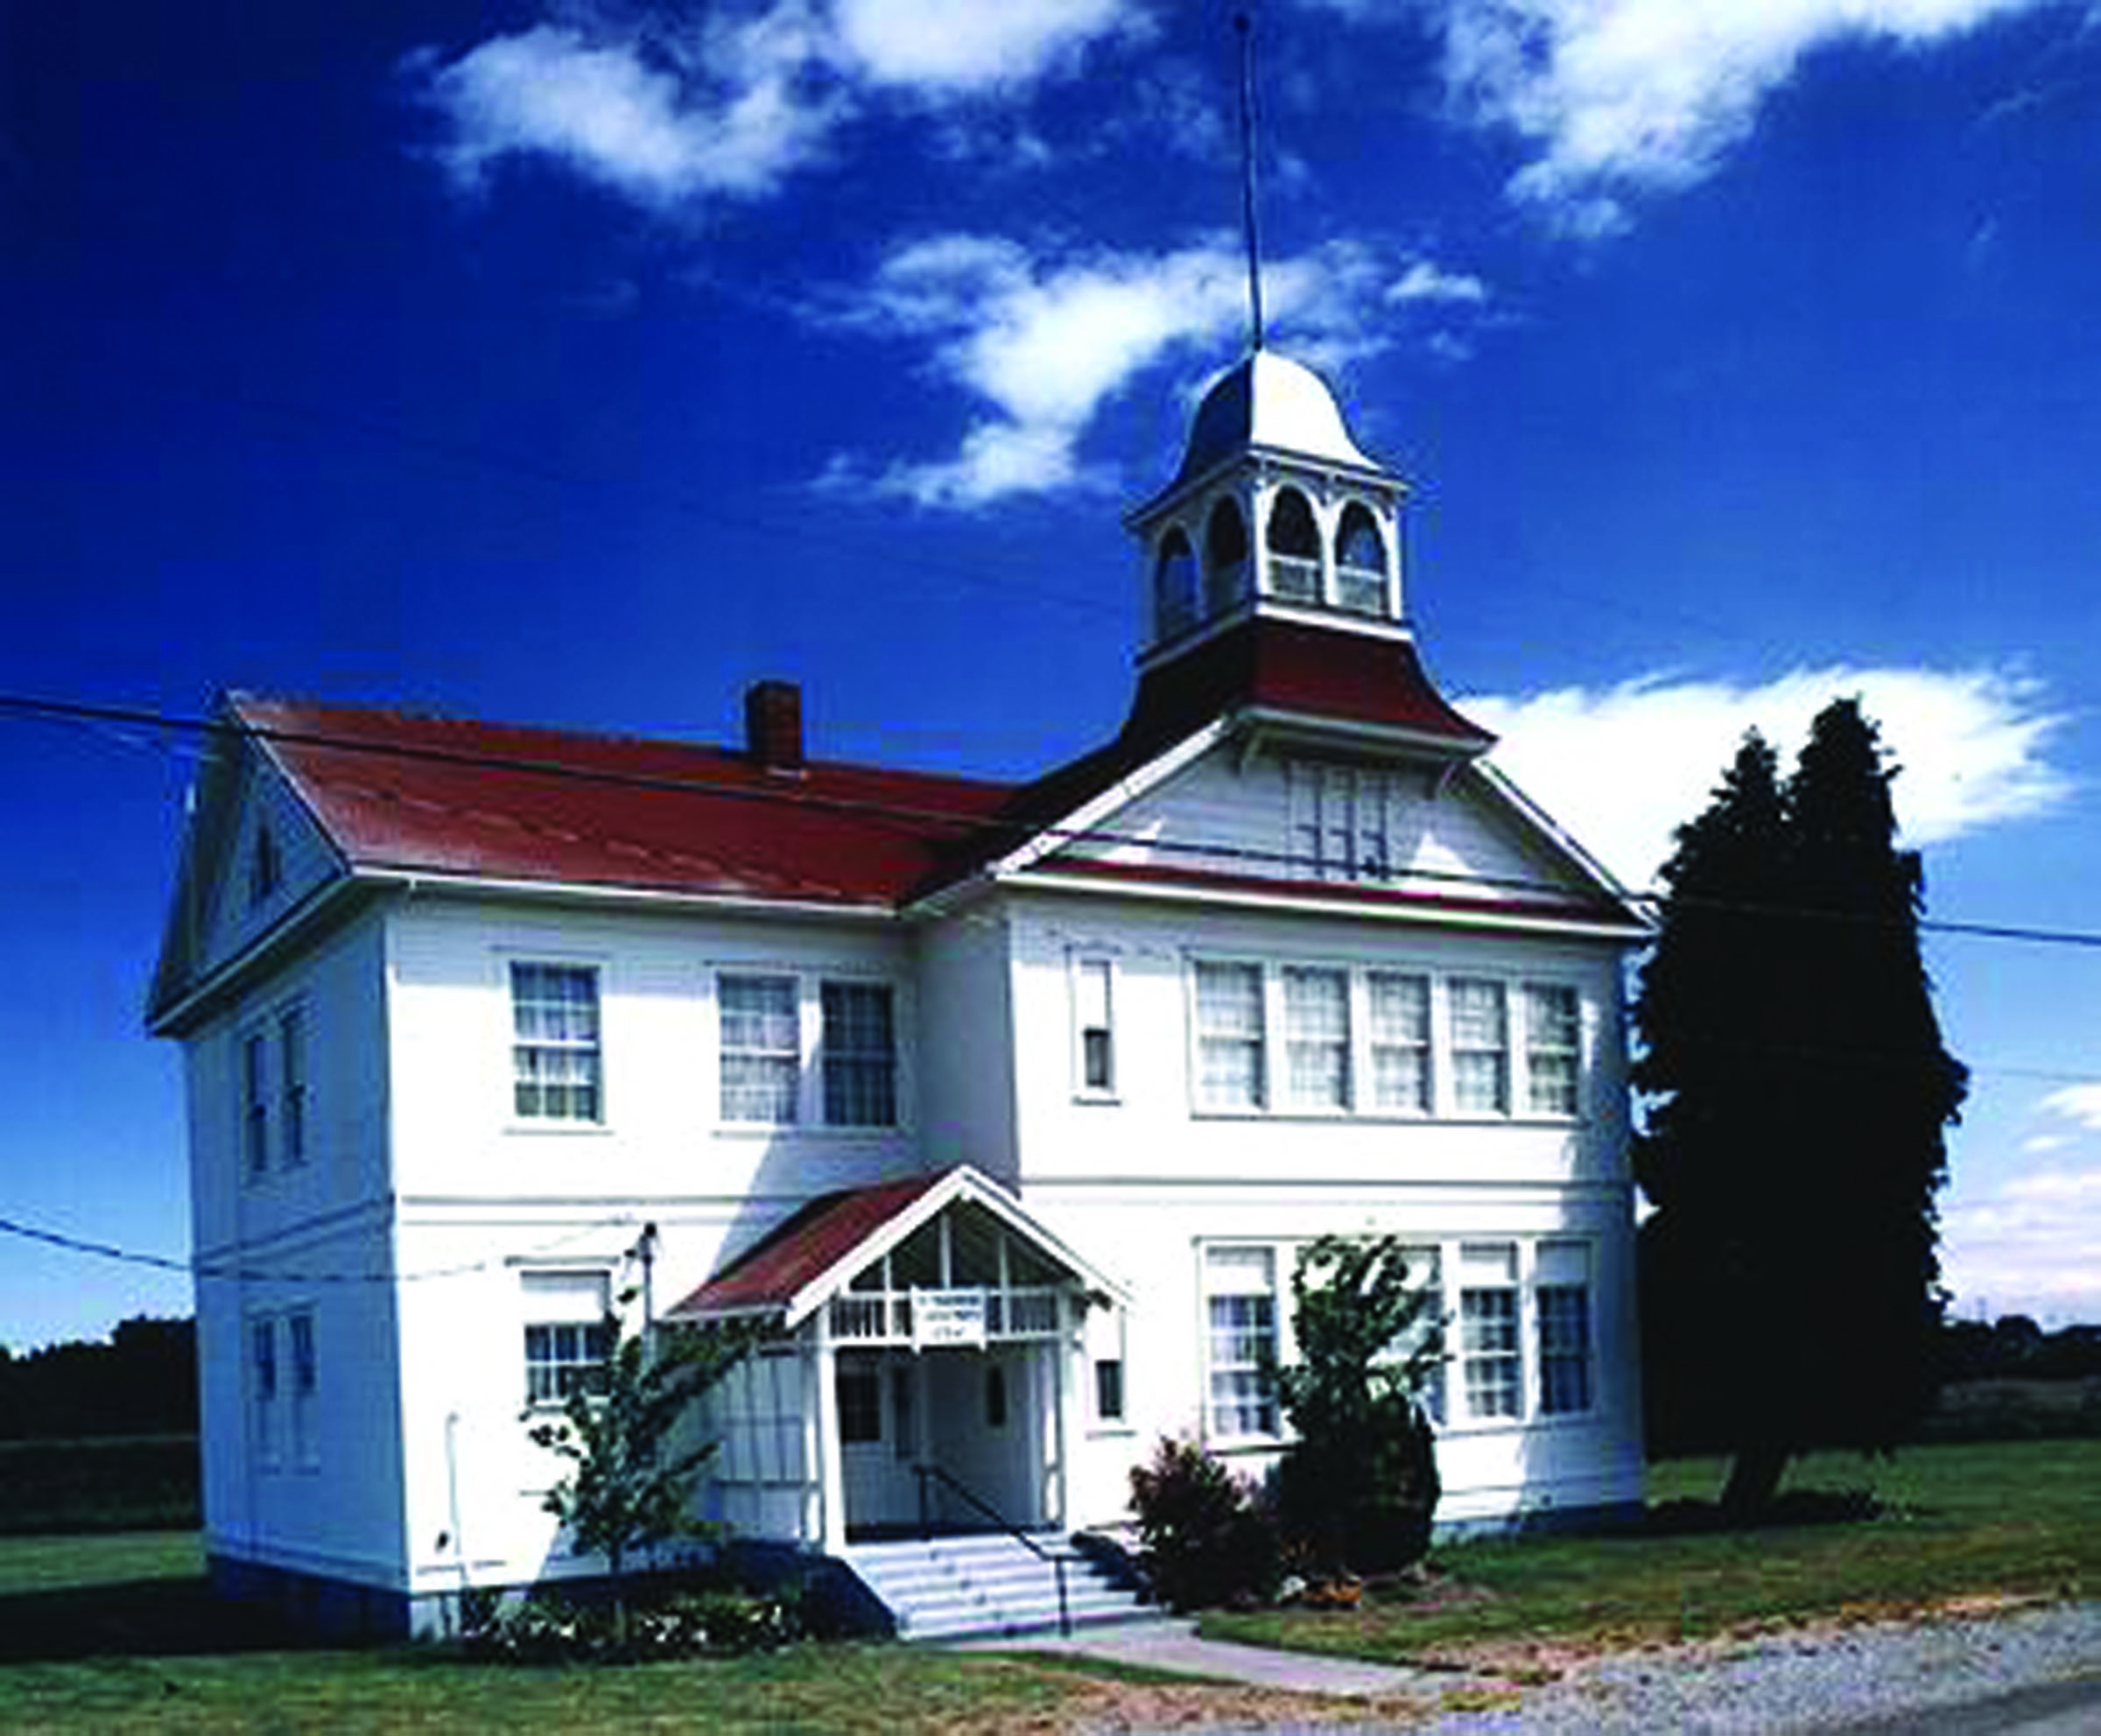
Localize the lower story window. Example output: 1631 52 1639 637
1535 1241 1593 1416
1459 1243 1521 1420
523 1269 613 1406
1205 1246 1279 1437
1094 1357 1126 1423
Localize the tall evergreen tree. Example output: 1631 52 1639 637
1633 700 1966 1515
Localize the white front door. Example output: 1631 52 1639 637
838 1353 919 1535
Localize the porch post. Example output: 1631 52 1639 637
1052 1290 1085 1531
812 1309 847 1554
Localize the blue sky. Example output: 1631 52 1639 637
5 0 2099 1352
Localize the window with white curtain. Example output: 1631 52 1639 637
523 1269 614 1407
1449 979 1510 1114
510 963 601 1122
1282 966 1350 1110
1459 1242 1521 1420
1194 961 1266 1110
720 973 800 1123
1524 983 1581 1117
1368 972 1431 1114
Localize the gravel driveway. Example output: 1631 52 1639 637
1412 1599 2101 1733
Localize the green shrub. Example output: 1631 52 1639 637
1127 1437 1279 1612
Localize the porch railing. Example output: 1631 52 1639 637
911 1463 1075 1638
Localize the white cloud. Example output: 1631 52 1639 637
412 3 1145 210
1943 1160 2101 1321
1388 260 1489 306
826 234 1411 508
1465 664 2074 889
831 0 1144 90
1415 0 2056 232
2040 1084 2101 1131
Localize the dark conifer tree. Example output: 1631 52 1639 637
1633 700 1966 1515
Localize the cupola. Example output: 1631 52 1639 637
1126 350 1409 667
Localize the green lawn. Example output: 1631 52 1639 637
3 1440 2094 1727
1206 1437 2101 1664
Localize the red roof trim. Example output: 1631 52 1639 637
666 1170 952 1318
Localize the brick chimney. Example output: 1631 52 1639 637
743 678 805 772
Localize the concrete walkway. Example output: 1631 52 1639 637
961 1614 1426 1697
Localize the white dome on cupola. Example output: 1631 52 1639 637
1128 348 1412 665
1171 350 1381 488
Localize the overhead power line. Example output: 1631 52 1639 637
5 687 2101 952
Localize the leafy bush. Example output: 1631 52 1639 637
1273 1235 1442 1576
1127 1437 1279 1612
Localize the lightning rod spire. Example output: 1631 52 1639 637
1234 10 1266 353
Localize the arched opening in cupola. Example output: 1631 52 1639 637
1153 528 1198 640
1265 488 1321 603
1203 498 1249 616
1335 502 1389 615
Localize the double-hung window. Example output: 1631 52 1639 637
242 1030 271 1179
1367 972 1431 1114
1286 762 1392 882
1204 1246 1279 1437
522 1271 614 1407
249 1316 279 1467
1072 957 1116 1097
1282 966 1349 1110
510 963 601 1122
1449 979 1510 1115
1458 1242 1522 1420
277 1006 308 1167
1535 1242 1593 1415
821 981 897 1128
720 974 801 1123
1194 962 1266 1110
287 1309 318 1468
1523 984 1581 1117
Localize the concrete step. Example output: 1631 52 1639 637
842 1532 1149 1642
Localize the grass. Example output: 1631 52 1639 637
2 1439 2094 1727
1205 1437 2101 1666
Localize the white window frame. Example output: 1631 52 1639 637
1522 982 1583 1119
1196 1235 1597 1441
1202 1245 1282 1441
1191 959 1268 1112
249 1314 280 1472
719 972 803 1125
240 1026 271 1180
277 1003 308 1169
1535 1241 1594 1417
819 980 899 1129
713 967 904 1131
522 1269 615 1409
1281 965 1350 1113
1285 760 1393 883
1188 958 1585 1124
509 961 604 1125
286 1307 318 1471
1071 953 1118 1101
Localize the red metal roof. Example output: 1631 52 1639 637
234 696 1020 908
667 1170 952 1318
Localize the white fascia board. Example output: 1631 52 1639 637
147 872 370 1037
1237 703 1489 763
355 866 897 925
981 718 1233 882
1466 760 1653 925
778 1165 1128 1330
1008 868 1651 944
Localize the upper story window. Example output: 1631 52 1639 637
1153 529 1198 641
720 974 801 1123
1187 958 1584 1122
242 1029 270 1180
1203 497 1249 617
248 824 282 907
821 980 897 1128
1072 956 1116 1099
1264 487 1321 603
1449 979 1510 1115
1193 960 1266 1112
718 971 900 1129
510 963 602 1123
277 1005 308 1168
1288 761 1392 882
1335 501 1389 615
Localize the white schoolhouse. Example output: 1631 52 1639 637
150 348 1649 1639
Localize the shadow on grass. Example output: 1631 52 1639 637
0 1577 315 1664
1641 1488 1886 1536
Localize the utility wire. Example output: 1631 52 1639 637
5 687 2100 952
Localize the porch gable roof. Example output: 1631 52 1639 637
664 1165 1124 1330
